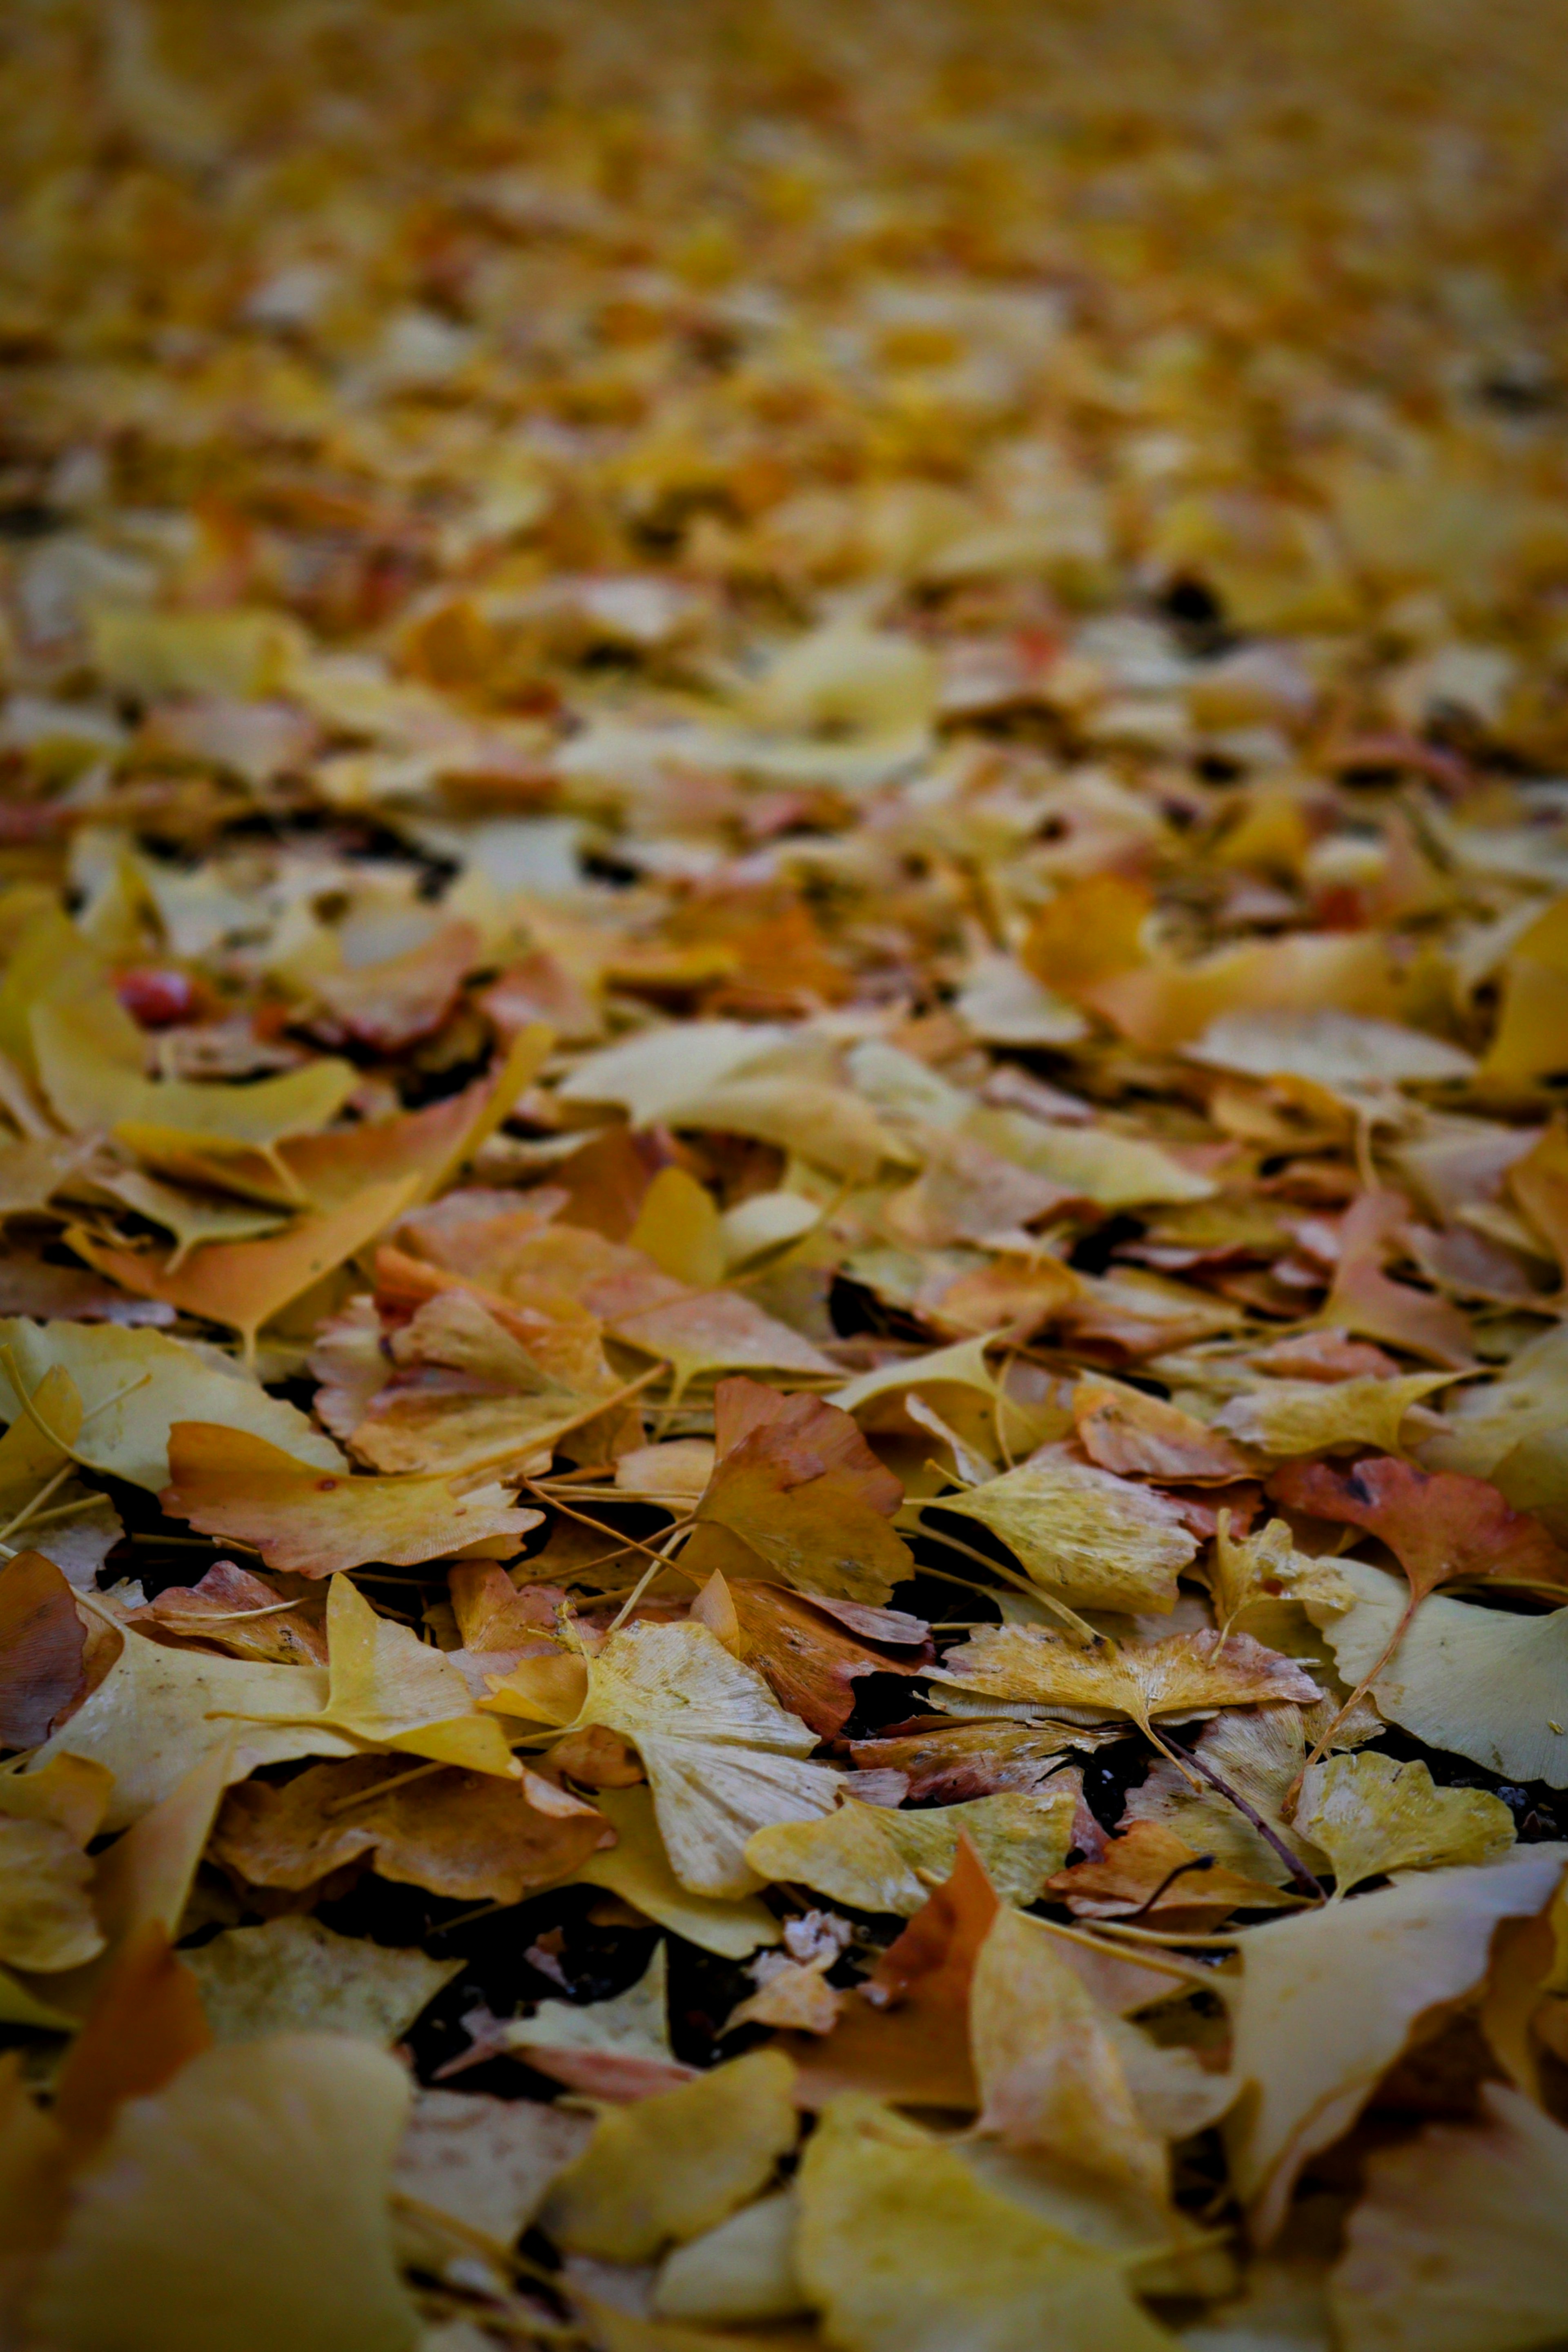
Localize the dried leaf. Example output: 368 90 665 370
933 1624 1321 1734
185 1914 460 2043
931 1454 1199 1613
0 1549 85 1747
745 1788 1078 1915
1295 1752 1514 1893
161 1423 539 1576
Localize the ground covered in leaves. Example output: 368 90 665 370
4 2 1568 2347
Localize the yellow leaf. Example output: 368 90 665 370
1225 1849 1566 2240
160 1422 540 1576
745 1790 1077 1915
1211 1372 1458 1456
185 1914 459 2044
570 1784 782 1960
541 2048 800 2262
572 1621 842 1898
68 1175 425 1366
933 1455 1197 1614
932 1624 1321 1733
794 2095 1176 2352
1296 1751 1514 1894
630 1166 728 1287
24 2035 421 2352
0 1318 341 1491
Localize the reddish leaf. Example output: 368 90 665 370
1272 1454 1568 1604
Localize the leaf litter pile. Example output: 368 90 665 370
5 2 1568 2347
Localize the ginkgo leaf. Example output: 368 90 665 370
969 1903 1170 2205
185 1915 459 2044
1072 1375 1254 1483
237 1572 520 1776
571 1620 842 1897
213 1752 605 1902
831 1334 1067 1465
541 2048 799 2261
932 1623 1321 1734
23 2035 422 2352
684 1377 913 1607
1189 1010 1476 1093
0 1817 101 1973
1225 1848 1568 2241
1119 1704 1338 1885
1419 1319 1568 1481
727 1580 929 1738
0 1318 341 1490
1047 1818 1302 1928
69 1175 425 1365
503 1936 678 2084
849 1715 1114 1803
558 1021 792 1126
745 1788 1078 1914
1295 1752 1514 1893
26 1596 359 1828
1311 1556 1568 1788
930 1454 1198 1614
568 1784 782 1960
1212 1373 1458 1456
0 1547 85 1747
161 1423 541 1576
393 2089 592 2271
31 988 356 1145
794 2094 1177 2352
1207 1515 1358 1631
652 2186 808 2327
1271 1454 1568 1601
1330 2084 1568 2352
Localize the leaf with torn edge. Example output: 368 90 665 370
161 1423 540 1576
744 1788 1078 1915
1212 1373 1458 1457
932 1623 1322 1736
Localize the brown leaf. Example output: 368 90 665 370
0 1550 85 1749
1271 1453 1568 1603
212 1755 609 1903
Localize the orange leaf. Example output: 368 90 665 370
783 1835 999 2111
1271 1453 1568 1604
161 1423 540 1577
51 1924 211 2161
68 1175 424 1367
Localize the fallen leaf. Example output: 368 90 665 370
795 2093 1176 2352
1212 1372 1458 1457
0 1318 341 1490
1295 1751 1515 1894
682 1378 913 1607
726 1580 929 1738
929 1452 1198 1614
161 1423 540 1576
746 1788 1079 1914
0 1549 85 1747
570 1620 842 1898
541 2048 799 2261
214 1751 602 1901
0 1818 101 1973
849 1715 1114 1802
1073 1375 1254 1483
568 1784 782 1961
1225 1848 1567 2239
1271 1453 1568 1601
24 2035 421 2352
1047 1819 1303 1928
1329 2084 1568 2352
932 1623 1321 1737
1310 1556 1568 1788
186 1914 460 2043
26 1594 358 1828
